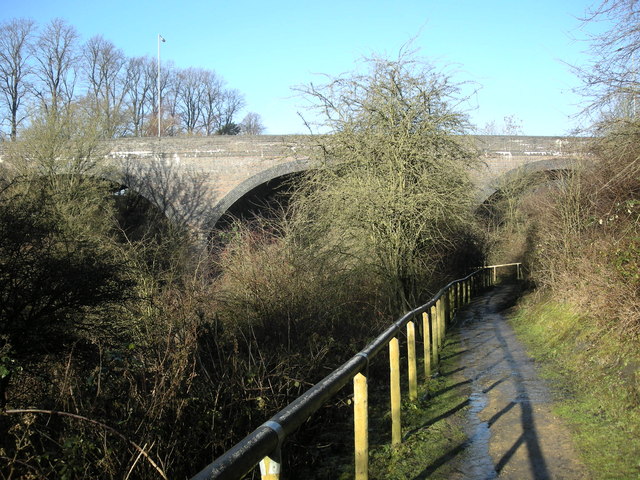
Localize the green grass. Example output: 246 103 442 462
508 296 640 479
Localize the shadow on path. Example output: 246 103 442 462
427 283 588 480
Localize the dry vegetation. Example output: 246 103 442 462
522 123 640 336
0 50 485 479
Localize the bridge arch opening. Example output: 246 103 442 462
478 168 573 219
209 159 312 232
476 159 579 263
477 157 579 207
214 172 301 229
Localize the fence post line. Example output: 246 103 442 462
389 337 402 445
492 266 497 285
407 321 417 401
422 312 431 381
353 372 368 480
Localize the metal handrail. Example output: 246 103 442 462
191 263 521 480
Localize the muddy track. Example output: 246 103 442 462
447 283 589 480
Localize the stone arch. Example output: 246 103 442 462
477 157 578 204
209 158 313 228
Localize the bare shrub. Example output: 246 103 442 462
522 123 640 336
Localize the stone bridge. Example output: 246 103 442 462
103 135 589 230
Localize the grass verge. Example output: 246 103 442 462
508 294 640 479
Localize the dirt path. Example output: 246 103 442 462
450 284 589 480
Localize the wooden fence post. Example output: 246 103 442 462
353 372 368 480
439 297 446 341
259 451 281 480
422 312 431 381
407 321 417 401
389 338 401 446
430 304 438 366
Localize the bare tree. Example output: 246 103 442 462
503 114 524 135
81 35 127 137
200 69 223 135
123 55 154 136
240 112 265 134
0 17 255 139
161 63 180 135
577 0 640 122
0 18 36 140
293 50 479 310
31 18 79 116
176 67 206 134
215 88 245 134
477 115 524 135
479 120 498 135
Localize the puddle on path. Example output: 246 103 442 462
459 389 496 479
449 285 588 480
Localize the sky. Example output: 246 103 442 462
2 0 608 136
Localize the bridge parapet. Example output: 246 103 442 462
103 135 318 160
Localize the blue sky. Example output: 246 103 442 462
2 0 605 135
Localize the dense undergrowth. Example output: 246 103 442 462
488 121 640 479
